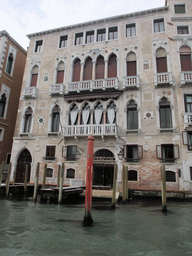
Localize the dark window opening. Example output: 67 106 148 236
190 167 192 181
97 29 106 42
177 26 189 34
46 168 53 177
124 145 143 162
184 94 192 112
45 146 56 160
35 40 43 52
66 146 77 161
0 93 6 118
126 23 136 37
75 33 83 45
154 19 165 33
157 144 179 163
51 105 60 132
127 100 138 130
59 35 68 48
6 153 11 164
128 170 137 181
6 53 14 75
23 107 32 133
175 4 186 14
86 31 94 44
66 168 75 178
166 171 176 182
159 97 172 129
109 27 118 40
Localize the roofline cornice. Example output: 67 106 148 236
27 6 168 38
0 30 27 54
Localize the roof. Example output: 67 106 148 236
0 30 27 54
27 5 168 38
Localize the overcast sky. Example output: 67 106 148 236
1 0 165 50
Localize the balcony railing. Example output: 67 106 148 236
63 124 117 137
50 84 64 96
180 71 192 86
154 72 173 87
184 113 192 128
123 75 140 89
23 87 37 98
66 78 119 93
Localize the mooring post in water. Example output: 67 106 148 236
58 163 64 204
0 161 5 186
33 162 40 202
122 165 126 203
161 164 167 212
111 163 118 209
57 165 61 188
125 166 129 202
12 164 16 185
83 134 95 226
42 163 47 189
6 163 11 198
24 164 29 199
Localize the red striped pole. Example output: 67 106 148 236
83 134 94 226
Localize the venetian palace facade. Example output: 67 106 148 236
10 0 192 194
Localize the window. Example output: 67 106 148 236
126 52 137 76
56 61 64 84
72 58 81 82
45 146 56 160
66 168 75 178
124 145 143 162
177 26 189 34
95 55 105 79
154 19 165 33
180 46 192 71
156 144 179 163
46 168 53 177
190 167 192 181
6 53 14 75
35 40 43 52
30 66 39 87
23 107 32 133
143 60 149 70
94 102 103 125
128 170 138 181
75 33 83 45
0 128 4 141
174 4 186 14
69 104 78 125
156 48 167 73
184 95 192 112
66 146 77 161
0 93 6 118
86 31 94 44
108 54 117 78
126 23 136 37
127 100 138 130
97 29 106 42
51 105 60 132
166 171 176 182
59 35 67 48
182 131 192 150
108 27 118 40
107 101 116 124
83 57 93 81
159 97 172 129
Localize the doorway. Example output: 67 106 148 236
93 165 114 188
15 149 32 183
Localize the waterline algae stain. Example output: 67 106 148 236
1 200 192 255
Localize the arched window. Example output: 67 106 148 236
66 168 75 178
94 102 103 124
83 57 92 81
23 107 33 133
127 100 138 130
6 53 14 75
96 55 105 79
108 54 117 78
81 103 90 125
127 52 137 76
159 97 172 129
69 104 78 125
180 45 192 71
0 93 6 118
30 65 39 87
166 170 176 182
51 105 60 132
128 170 138 181
56 62 64 84
107 101 116 124
72 58 81 82
156 48 167 73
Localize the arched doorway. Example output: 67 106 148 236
15 149 32 183
93 149 115 188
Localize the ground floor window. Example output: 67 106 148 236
166 171 176 182
128 170 137 181
66 168 75 178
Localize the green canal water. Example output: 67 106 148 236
0 199 192 256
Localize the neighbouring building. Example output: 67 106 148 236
0 30 27 177
10 0 192 193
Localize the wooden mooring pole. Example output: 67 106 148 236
33 162 40 202
83 134 94 226
125 166 128 202
12 164 16 185
6 163 11 198
111 163 118 209
161 164 167 212
58 163 64 204
42 163 47 189
0 161 5 186
24 164 29 199
57 165 61 188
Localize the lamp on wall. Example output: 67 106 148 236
117 148 124 160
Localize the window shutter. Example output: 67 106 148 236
30 73 38 87
108 55 117 78
180 55 191 71
72 59 81 82
56 70 64 84
138 145 143 159
156 57 167 73
156 145 162 159
182 131 189 145
173 145 179 159
127 61 136 76
83 58 93 81
123 145 127 159
96 56 105 79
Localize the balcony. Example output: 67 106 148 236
154 72 173 87
184 113 192 129
23 87 37 98
180 71 192 86
123 76 140 89
50 84 64 96
66 78 119 93
63 124 117 137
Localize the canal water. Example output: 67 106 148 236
0 200 192 256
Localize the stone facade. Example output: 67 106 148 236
10 0 192 192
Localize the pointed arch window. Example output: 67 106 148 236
108 54 117 78
82 103 90 125
127 52 137 76
83 57 92 81
52 105 60 132
69 104 78 125
56 62 64 84
23 107 33 133
180 45 192 71
30 66 39 87
159 97 172 129
107 101 116 124
0 93 6 118
127 100 138 130
72 58 81 82
94 102 103 124
96 55 105 79
156 48 167 73
6 53 14 75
